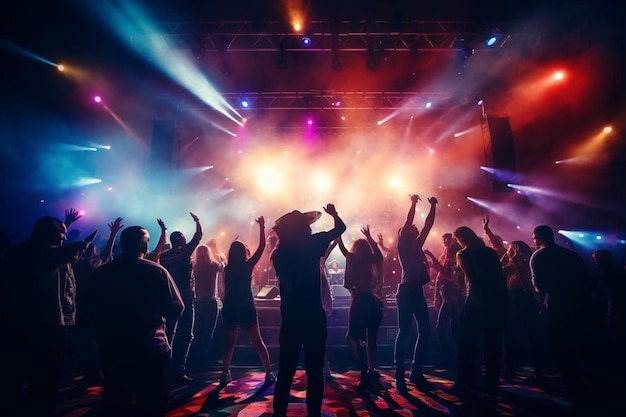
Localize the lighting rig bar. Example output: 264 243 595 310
130 19 543 52
178 91 457 110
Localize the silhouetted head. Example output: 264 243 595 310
508 240 533 262
453 226 485 249
532 225 554 248
442 233 453 247
272 210 321 241
227 240 248 265
32 217 67 246
120 226 149 257
170 231 186 248
351 238 371 257
592 249 614 270
402 224 419 239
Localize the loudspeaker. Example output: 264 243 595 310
487 116 516 192
331 285 350 298
255 285 279 299
150 119 175 174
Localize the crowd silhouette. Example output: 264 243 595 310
0 198 624 417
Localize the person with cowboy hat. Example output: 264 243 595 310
270 204 346 417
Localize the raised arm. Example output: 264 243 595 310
323 238 339 262
64 208 83 229
100 217 123 262
482 215 507 259
362 225 383 261
423 249 443 272
402 194 420 231
377 233 390 253
248 216 266 268
146 219 167 262
337 235 350 258
189 212 203 246
417 197 438 246
323 203 347 240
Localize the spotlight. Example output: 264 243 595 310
93 95 102 103
57 64 65 72
425 101 433 108
301 37 312 47
306 117 314 126
240 97 249 108
485 35 497 47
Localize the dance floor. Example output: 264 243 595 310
54 365 575 417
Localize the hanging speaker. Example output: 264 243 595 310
487 116 516 192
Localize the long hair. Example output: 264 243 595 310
350 238 373 259
453 226 485 249
192 244 217 276
227 240 248 267
509 241 532 264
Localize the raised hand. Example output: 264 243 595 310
157 218 166 231
108 217 123 234
428 196 438 205
323 204 337 216
256 216 265 228
83 229 98 249
483 215 490 230
190 212 200 222
377 233 384 244
65 208 82 225
360 225 372 239
410 194 421 204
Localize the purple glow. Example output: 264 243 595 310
306 118 314 126
94 95 102 103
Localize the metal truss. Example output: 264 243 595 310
178 91 459 111
130 19 544 52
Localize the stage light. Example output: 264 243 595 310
306 118 313 126
477 99 484 106
294 23 301 31
57 64 65 71
93 95 102 103
425 101 433 108
554 71 564 80
603 126 612 134
301 36 311 47
485 35 497 47
240 97 249 108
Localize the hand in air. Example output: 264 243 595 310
323 204 337 216
108 217 123 234
65 208 82 224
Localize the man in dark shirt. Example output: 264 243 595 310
1 215 96 417
531 225 618 416
159 212 202 382
78 226 184 417
271 204 346 417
